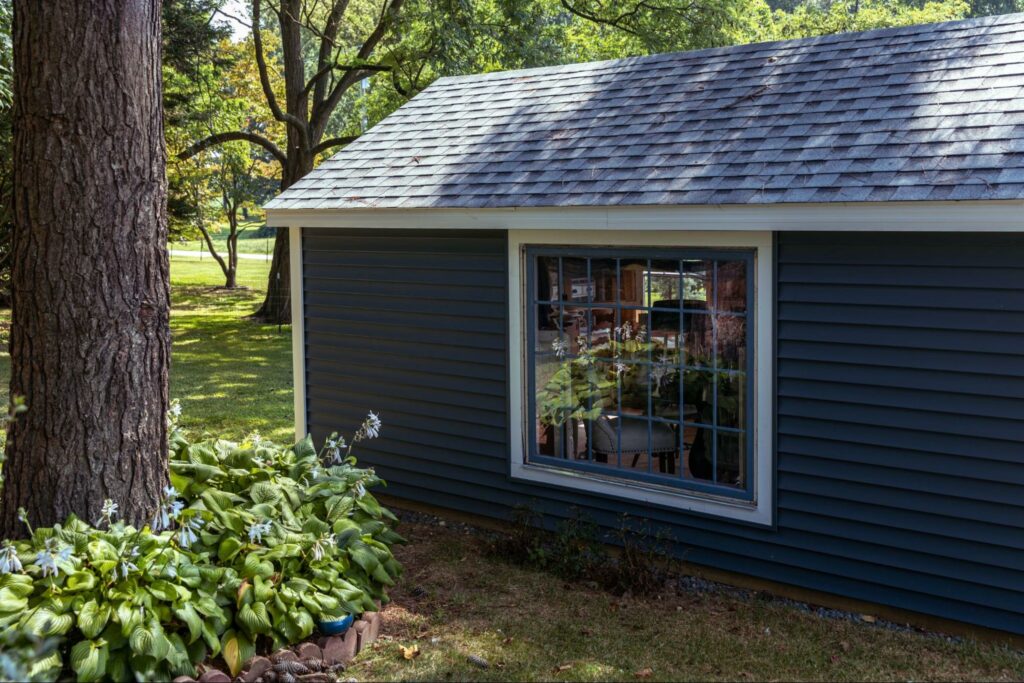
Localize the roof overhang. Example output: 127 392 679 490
266 200 1024 232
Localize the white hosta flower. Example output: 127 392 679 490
310 533 336 562
310 466 321 480
634 326 647 343
248 520 272 544
551 337 569 358
96 499 119 528
576 335 589 353
325 436 346 464
118 559 138 580
34 538 72 578
249 431 262 447
355 481 366 498
167 400 183 429
614 361 627 376
177 517 204 549
152 486 184 532
0 542 23 574
363 411 382 440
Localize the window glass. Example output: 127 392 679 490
528 249 753 499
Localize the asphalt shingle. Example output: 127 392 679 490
266 13 1024 211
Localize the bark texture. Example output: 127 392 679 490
2 0 170 536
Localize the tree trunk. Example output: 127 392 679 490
2 0 169 536
252 149 311 323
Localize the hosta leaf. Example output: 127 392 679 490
28 650 62 679
241 553 274 579
250 481 281 505
0 573 35 597
0 588 28 614
65 570 97 592
218 536 243 562
70 639 109 683
289 608 315 640
129 622 155 657
292 435 317 462
77 599 111 640
26 608 73 636
238 601 272 636
201 621 222 657
194 595 222 618
220 629 254 677
349 544 380 575
174 603 203 644
167 632 196 677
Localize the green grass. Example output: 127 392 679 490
170 218 276 256
0 255 293 442
349 519 1024 682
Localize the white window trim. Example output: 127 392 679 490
508 229 774 526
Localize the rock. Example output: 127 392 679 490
322 631 357 665
362 611 381 643
353 621 370 651
243 656 273 683
296 642 323 662
172 677 197 683
294 675 336 683
198 671 232 683
274 660 311 676
272 649 299 663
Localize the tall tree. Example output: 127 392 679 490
183 0 408 324
1 0 170 535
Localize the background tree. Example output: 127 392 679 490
1 0 169 535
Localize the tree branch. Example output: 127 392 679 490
177 130 287 166
313 0 351 107
252 0 308 134
310 0 406 137
312 135 359 156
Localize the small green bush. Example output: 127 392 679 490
0 408 402 681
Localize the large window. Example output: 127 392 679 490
526 247 755 501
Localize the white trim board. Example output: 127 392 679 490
289 226 308 440
267 200 1024 231
507 230 775 526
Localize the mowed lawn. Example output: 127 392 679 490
1 257 1023 681
0 255 293 442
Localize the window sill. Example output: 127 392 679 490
511 460 772 526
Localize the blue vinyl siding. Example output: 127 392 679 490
302 228 1024 635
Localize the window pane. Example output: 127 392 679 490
683 369 714 425
716 315 747 371
534 354 568 457
683 259 713 309
717 260 747 312
650 363 681 420
684 425 713 481
534 304 561 354
536 256 560 301
591 259 618 305
618 362 647 415
717 373 745 429
684 313 714 367
619 259 647 307
587 306 616 350
561 257 590 303
649 260 682 308
716 431 745 488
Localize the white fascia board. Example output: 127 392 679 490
266 200 1024 231
289 226 308 440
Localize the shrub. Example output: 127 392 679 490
0 410 402 681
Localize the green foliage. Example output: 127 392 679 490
0 418 402 682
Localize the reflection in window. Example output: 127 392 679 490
528 249 753 499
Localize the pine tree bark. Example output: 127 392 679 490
1 0 169 536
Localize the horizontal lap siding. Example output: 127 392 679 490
303 229 1024 634
775 232 1024 633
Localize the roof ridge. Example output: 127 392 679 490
432 12 1024 87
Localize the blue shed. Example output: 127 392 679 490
266 13 1024 637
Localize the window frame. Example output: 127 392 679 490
508 230 775 527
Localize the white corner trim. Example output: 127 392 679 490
289 226 308 440
266 200 1024 232
507 230 775 526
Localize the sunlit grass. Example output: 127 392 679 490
0 255 293 443
169 218 276 256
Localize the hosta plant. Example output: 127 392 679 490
0 410 402 681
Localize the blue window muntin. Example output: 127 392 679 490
525 245 756 502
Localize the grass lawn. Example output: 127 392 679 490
0 254 293 442
350 518 1024 682
170 218 276 256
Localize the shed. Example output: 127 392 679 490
266 13 1024 636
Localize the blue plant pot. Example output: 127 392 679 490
317 614 354 636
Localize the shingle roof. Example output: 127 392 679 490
267 12 1024 211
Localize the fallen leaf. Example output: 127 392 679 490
554 663 573 673
635 667 654 678
840 641 851 652
860 614 877 623
400 644 420 660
